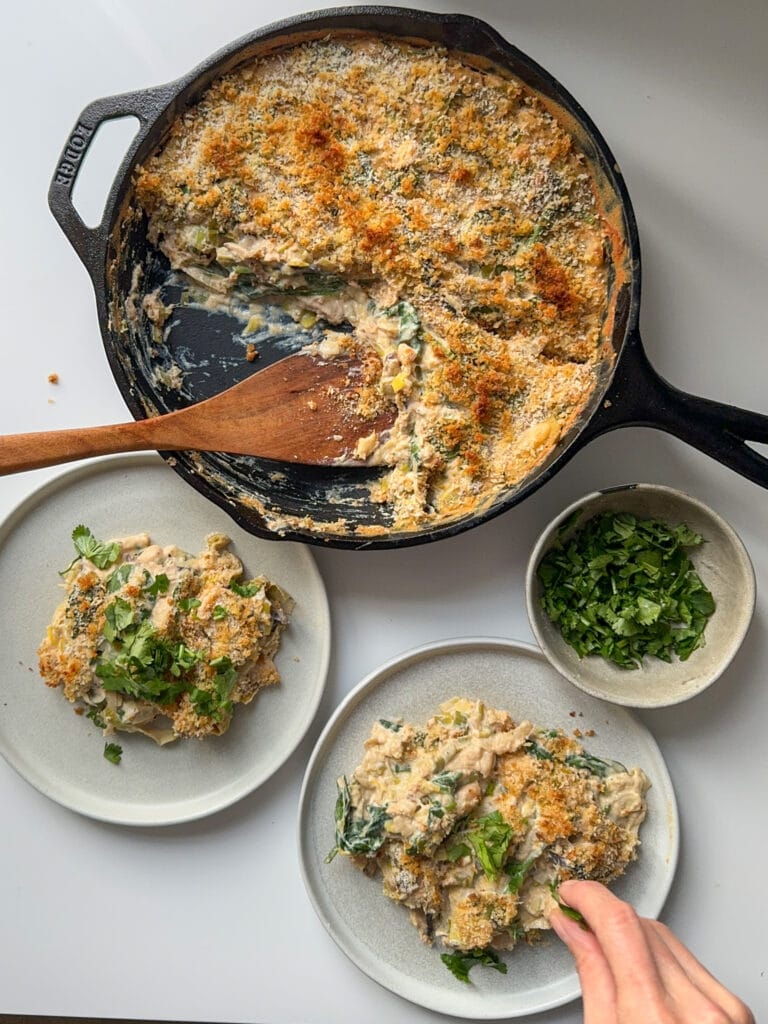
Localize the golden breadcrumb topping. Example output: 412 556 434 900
134 36 617 532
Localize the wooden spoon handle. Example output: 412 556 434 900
0 415 197 475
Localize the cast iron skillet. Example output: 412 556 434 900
48 6 768 550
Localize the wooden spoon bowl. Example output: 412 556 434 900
0 354 395 475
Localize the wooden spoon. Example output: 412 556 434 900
0 354 395 475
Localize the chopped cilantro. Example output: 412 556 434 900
445 841 471 862
537 511 716 669
144 573 169 597
106 564 132 593
177 596 201 612
212 604 228 620
506 857 536 893
86 706 107 730
95 620 202 706
466 811 514 881
102 598 134 643
103 742 122 765
440 947 507 984
230 579 262 598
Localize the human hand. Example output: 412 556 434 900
550 880 754 1024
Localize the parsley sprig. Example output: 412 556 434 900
537 512 716 669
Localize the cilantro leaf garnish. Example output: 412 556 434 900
466 811 514 881
229 579 262 598
86 706 107 730
95 619 202 706
103 742 122 765
537 512 716 669
212 604 228 620
440 947 507 984
60 525 120 574
506 857 536 893
190 656 238 722
177 596 201 612
445 841 471 862
102 598 134 644
106 564 132 593
144 573 169 597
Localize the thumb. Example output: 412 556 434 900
551 910 617 1024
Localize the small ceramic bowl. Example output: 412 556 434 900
526 484 755 708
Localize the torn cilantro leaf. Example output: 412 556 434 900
177 596 201 612
212 604 228 620
440 947 507 984
103 742 122 765
537 511 715 669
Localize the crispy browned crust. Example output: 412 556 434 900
135 37 615 530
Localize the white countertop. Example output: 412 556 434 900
1 2 766 1021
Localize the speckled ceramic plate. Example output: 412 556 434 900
0 454 330 825
298 637 678 1019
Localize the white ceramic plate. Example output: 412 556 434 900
298 637 678 1019
0 454 330 826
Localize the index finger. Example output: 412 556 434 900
557 881 664 1001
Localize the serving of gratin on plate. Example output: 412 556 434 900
327 697 648 983
131 34 618 534
38 526 293 746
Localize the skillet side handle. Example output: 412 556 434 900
47 88 169 282
583 331 768 488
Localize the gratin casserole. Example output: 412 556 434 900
38 530 293 744
134 36 617 533
328 698 648 955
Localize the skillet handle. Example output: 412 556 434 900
47 87 170 281
582 330 768 487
